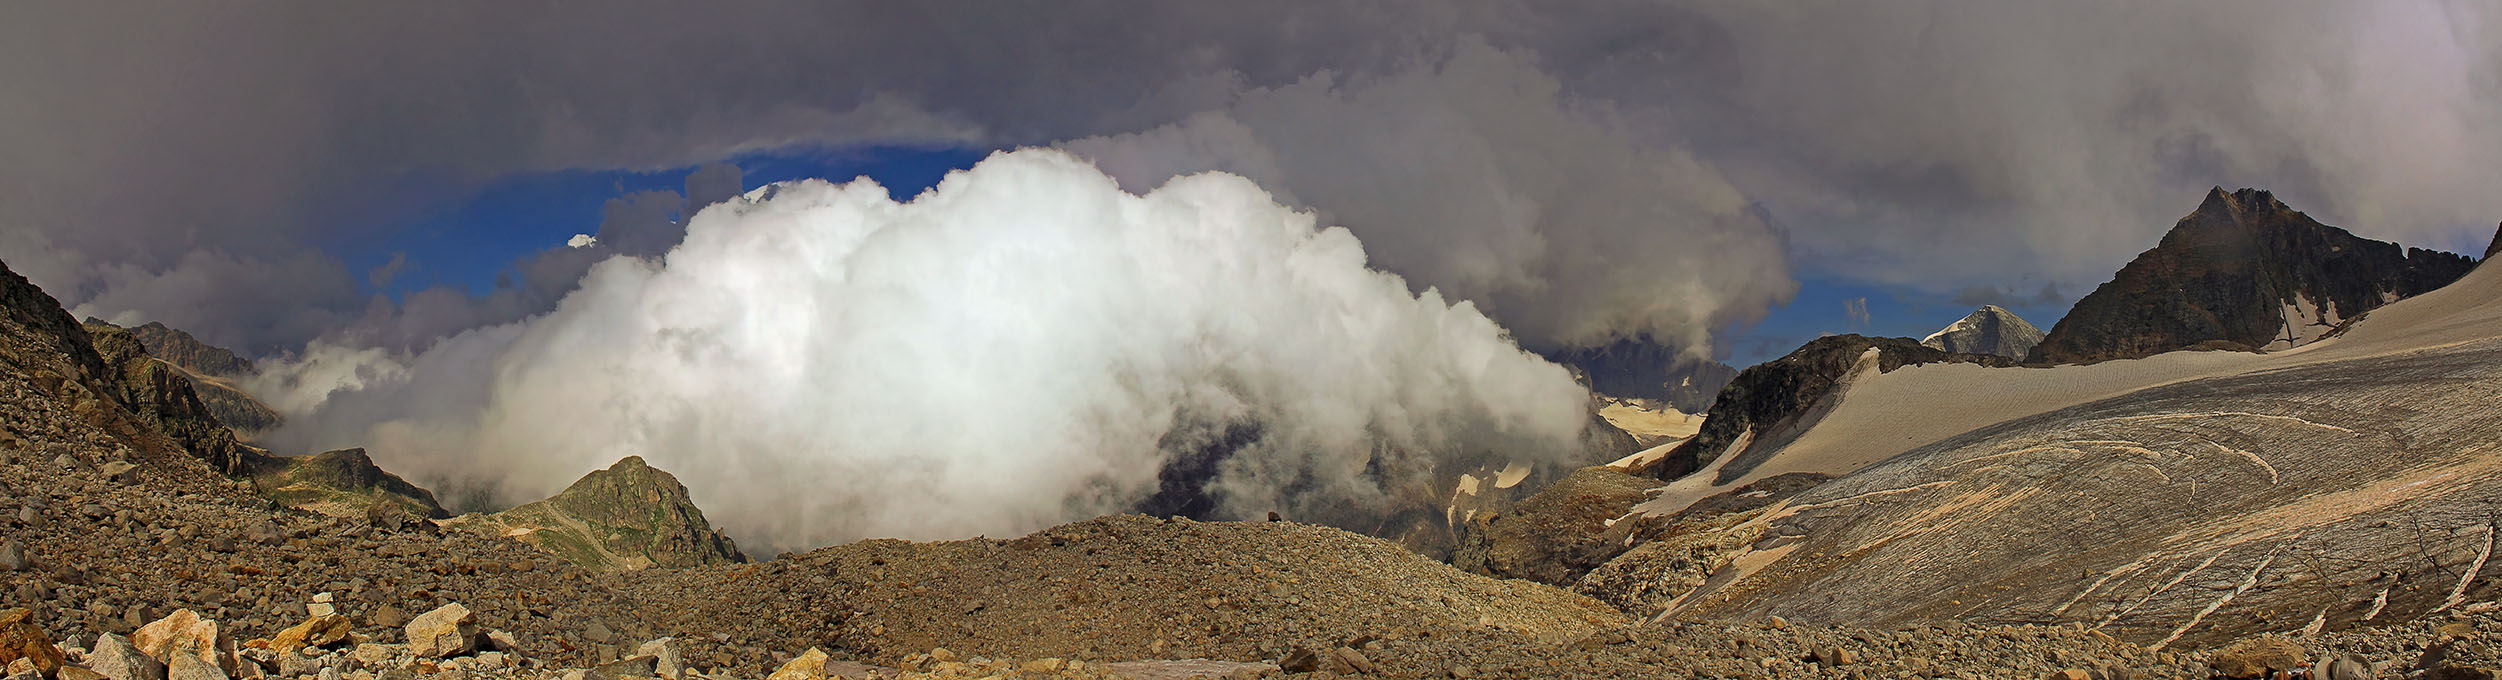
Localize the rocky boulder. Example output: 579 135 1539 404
2208 637 2305 679
267 614 350 654
0 608 64 677
404 603 478 659
130 610 223 674
765 648 829 680
88 634 164 680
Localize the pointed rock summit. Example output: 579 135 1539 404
445 456 744 571
2030 188 2476 364
1919 305 2044 359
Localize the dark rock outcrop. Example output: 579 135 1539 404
2486 221 2502 261
80 321 273 475
1545 338 1737 413
252 447 451 520
1919 305 2045 359
87 319 282 433
445 456 744 570
1646 335 2014 483
2030 188 2474 364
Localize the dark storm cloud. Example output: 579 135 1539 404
3 1 2497 357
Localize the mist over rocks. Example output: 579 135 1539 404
262 148 1593 554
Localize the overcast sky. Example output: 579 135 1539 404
5 1 2498 360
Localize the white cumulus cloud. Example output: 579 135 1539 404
259 149 1592 552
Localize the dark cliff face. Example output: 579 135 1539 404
2 259 275 476
1544 338 1738 413
86 318 283 433
127 321 254 377
1648 335 2014 483
2030 188 2475 364
81 321 272 475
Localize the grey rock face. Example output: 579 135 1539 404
1919 305 2045 359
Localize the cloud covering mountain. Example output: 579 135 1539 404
255 149 1592 552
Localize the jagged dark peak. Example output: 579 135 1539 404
1647 335 2014 483
2485 221 2501 261
2030 188 2476 364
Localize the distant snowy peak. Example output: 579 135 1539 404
1919 305 2045 360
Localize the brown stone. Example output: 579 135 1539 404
0 608 66 677
2209 636 2306 680
269 615 351 653
765 648 828 680
1277 648 1321 674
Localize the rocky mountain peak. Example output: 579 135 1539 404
2485 221 2501 261
446 456 745 571
1919 305 2045 359
2030 187 2475 364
